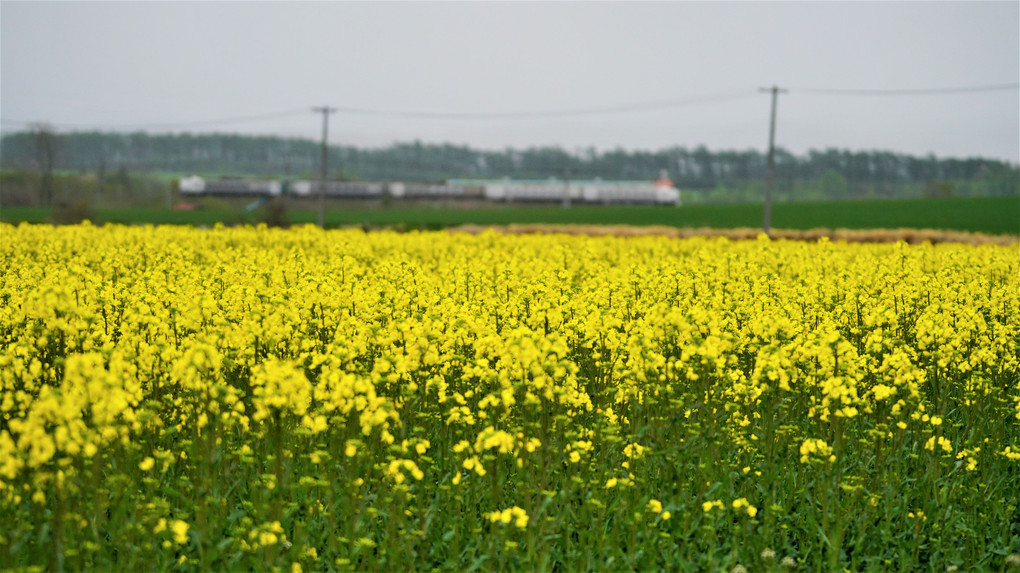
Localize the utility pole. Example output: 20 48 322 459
758 86 786 236
312 106 337 229
562 168 571 208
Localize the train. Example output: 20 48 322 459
177 175 681 205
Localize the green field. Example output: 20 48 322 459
2 196 1018 235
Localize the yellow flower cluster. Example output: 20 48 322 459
731 498 758 517
799 438 836 464
486 506 529 528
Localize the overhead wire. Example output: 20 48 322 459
0 83 1016 131
0 92 762 131
789 83 1019 96
330 91 761 119
0 108 310 131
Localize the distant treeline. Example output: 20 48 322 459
2 130 1017 202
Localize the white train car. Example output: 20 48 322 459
503 180 580 203
452 178 680 205
288 181 385 198
590 181 678 205
401 183 478 199
178 176 283 197
178 176 206 195
449 179 577 203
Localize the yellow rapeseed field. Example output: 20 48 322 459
1 222 1018 571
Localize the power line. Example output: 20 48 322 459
329 91 760 119
0 108 310 131
1 83 1015 131
0 93 759 130
791 83 1019 96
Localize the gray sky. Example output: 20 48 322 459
2 1 1018 162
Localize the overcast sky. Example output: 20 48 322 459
2 1 1018 162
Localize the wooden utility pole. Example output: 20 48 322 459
312 106 337 228
758 86 786 235
562 168 571 208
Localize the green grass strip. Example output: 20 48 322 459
2 196 1017 235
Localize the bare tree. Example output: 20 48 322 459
30 123 61 206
